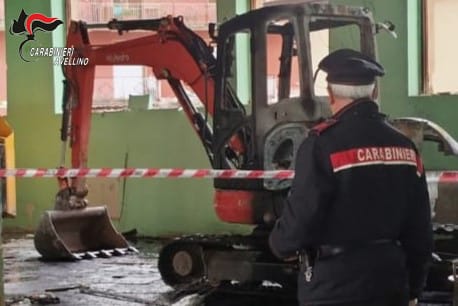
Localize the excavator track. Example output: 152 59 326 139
158 232 297 291
158 233 299 305
159 225 458 305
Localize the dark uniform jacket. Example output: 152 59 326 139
269 99 433 305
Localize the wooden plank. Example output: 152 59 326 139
86 178 121 220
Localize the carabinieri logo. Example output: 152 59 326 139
9 9 63 62
9 9 89 66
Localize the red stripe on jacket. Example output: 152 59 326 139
330 146 423 176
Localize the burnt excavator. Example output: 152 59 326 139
33 2 458 304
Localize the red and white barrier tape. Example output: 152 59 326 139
0 169 456 182
0 168 295 179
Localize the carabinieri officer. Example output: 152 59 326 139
269 49 433 306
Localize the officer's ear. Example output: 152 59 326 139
371 82 378 100
327 85 335 105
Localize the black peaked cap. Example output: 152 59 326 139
318 49 385 85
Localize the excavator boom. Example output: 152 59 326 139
64 16 242 170
35 15 245 260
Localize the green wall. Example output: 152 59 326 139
3 0 249 236
5 0 60 231
332 0 458 169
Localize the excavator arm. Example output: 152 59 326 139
36 15 252 260
59 16 245 207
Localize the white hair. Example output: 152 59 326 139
328 83 376 100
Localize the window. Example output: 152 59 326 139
92 66 160 111
221 31 252 109
261 0 330 99
266 19 301 104
423 0 458 94
310 28 330 97
0 0 6 115
69 0 216 111
311 20 362 97
267 75 278 104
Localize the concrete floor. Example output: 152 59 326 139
3 235 201 306
4 235 450 306
2 235 299 306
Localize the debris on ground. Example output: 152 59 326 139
79 286 156 304
45 285 85 292
5 292 60 305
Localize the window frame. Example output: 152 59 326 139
420 0 458 96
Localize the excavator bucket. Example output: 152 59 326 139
34 206 136 260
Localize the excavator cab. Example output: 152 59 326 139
212 3 378 224
160 3 383 289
